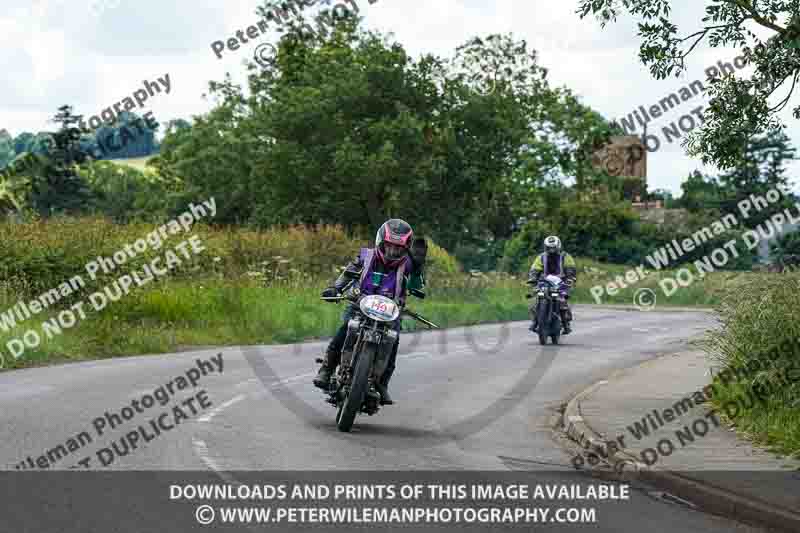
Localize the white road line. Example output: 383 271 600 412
236 378 258 388
269 372 316 388
197 394 246 423
193 438 240 484
193 439 222 470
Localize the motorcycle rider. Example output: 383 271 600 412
313 219 427 405
527 235 576 334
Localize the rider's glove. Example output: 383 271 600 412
321 287 339 299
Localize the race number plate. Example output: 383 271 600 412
360 294 400 322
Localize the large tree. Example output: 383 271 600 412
717 128 796 227
578 0 800 170
3 106 93 215
152 3 624 260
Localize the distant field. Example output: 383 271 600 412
107 156 152 170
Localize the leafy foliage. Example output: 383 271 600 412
771 229 800 262
577 0 800 169
4 106 93 216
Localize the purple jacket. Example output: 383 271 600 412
356 247 412 306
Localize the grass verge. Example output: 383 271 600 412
703 272 800 459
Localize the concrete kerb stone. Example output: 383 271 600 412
561 352 800 533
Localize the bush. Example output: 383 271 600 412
500 198 759 271
703 273 800 455
78 160 177 222
0 219 463 301
771 230 800 263
498 219 556 274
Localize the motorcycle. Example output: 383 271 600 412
319 278 439 432
527 274 566 345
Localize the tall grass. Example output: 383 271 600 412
702 272 800 457
0 217 768 373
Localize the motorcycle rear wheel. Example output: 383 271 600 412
337 344 374 432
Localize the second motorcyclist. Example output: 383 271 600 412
527 235 576 334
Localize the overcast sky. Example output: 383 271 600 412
3 0 799 195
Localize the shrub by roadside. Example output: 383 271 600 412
703 272 800 458
0 219 493 369
0 219 752 372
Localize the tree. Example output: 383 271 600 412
770 229 800 264
675 170 725 212
94 112 159 159
717 129 795 227
12 132 36 155
577 0 800 169
0 131 14 169
6 106 93 215
163 118 192 135
649 188 674 204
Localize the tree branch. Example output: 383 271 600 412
728 0 786 33
769 70 799 112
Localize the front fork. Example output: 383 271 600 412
336 324 396 404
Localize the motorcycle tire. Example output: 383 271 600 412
536 299 549 345
337 343 374 432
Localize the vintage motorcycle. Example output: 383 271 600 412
527 274 566 345
319 278 439 432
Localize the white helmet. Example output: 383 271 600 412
544 235 562 254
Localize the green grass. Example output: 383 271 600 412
702 271 800 459
710 379 800 458
0 277 533 370
108 156 153 171
567 257 747 308
0 263 782 372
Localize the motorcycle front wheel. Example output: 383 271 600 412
537 299 549 345
551 311 561 345
337 343 374 432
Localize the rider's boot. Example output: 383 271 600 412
374 338 398 405
528 304 538 332
313 348 341 389
375 368 394 405
561 307 572 335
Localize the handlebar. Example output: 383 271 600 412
320 294 439 329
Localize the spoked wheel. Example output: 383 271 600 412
335 399 345 425
336 345 374 432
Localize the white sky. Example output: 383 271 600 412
2 0 799 196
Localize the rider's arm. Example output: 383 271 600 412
527 255 543 283
331 255 364 292
407 238 427 293
563 254 577 287
407 269 425 292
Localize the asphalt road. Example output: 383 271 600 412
0 306 766 532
